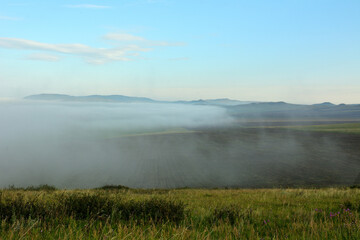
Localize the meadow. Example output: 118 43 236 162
284 123 360 134
0 187 360 239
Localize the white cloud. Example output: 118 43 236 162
0 15 21 21
146 41 185 47
104 33 186 47
0 33 184 64
65 4 111 9
0 37 150 64
25 53 61 62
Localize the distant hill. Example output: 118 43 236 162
228 101 360 119
174 98 254 106
25 94 156 103
24 94 360 119
312 102 335 106
204 98 255 105
24 94 254 106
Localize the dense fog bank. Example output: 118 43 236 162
0 101 359 188
0 101 232 188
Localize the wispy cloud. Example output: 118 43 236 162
103 33 146 41
65 4 111 9
168 57 189 61
25 53 61 62
0 33 184 64
103 33 186 47
0 37 150 64
0 15 21 21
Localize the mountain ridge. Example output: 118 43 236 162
24 94 360 119
24 94 255 106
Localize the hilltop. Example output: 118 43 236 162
24 94 360 119
24 94 254 106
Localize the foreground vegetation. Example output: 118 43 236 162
0 187 360 239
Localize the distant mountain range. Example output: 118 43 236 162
227 101 360 119
25 94 156 103
24 94 254 106
24 93 360 119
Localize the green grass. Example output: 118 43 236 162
253 122 360 134
288 123 360 134
100 127 197 139
0 187 360 239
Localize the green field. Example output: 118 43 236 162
251 122 360 134
286 123 360 134
102 128 197 139
1 187 360 239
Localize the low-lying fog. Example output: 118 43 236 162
0 101 233 188
1 101 359 188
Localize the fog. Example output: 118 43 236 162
0 101 359 189
0 101 233 188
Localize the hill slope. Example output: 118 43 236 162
25 94 156 103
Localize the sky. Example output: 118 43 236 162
0 0 360 104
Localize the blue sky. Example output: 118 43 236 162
1 0 360 103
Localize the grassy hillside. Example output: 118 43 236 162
285 123 360 134
100 128 196 139
0 187 359 239
253 122 360 134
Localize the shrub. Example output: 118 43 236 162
26 184 57 191
59 193 114 220
210 205 241 225
97 185 130 190
0 192 186 224
5 184 57 191
0 194 50 220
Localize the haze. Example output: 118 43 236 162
0 101 234 188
